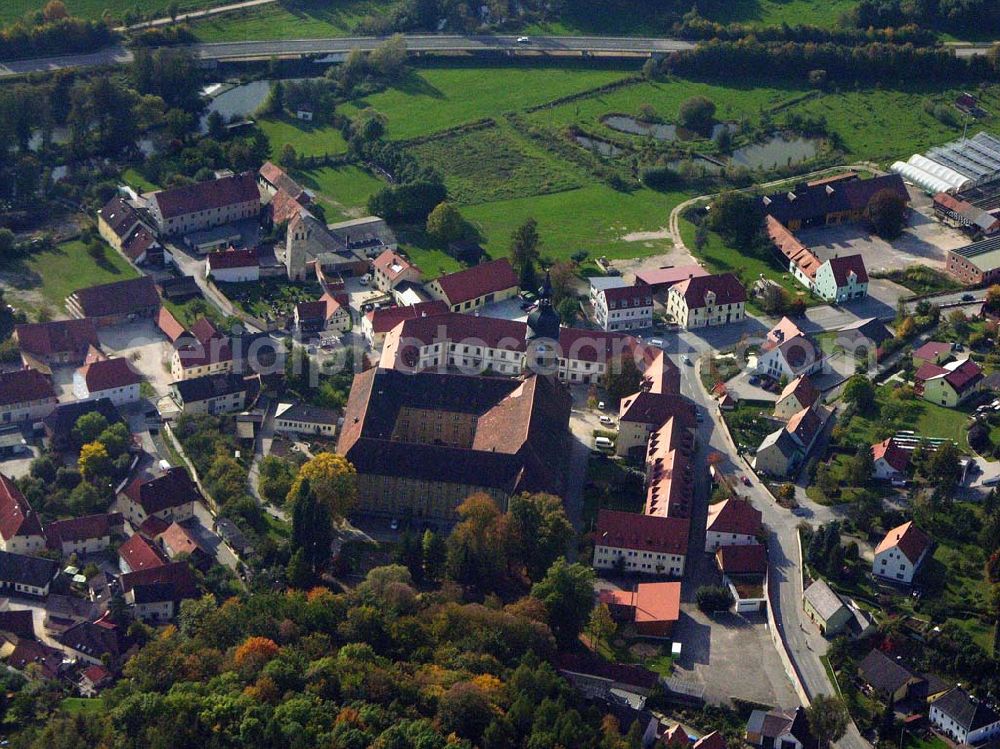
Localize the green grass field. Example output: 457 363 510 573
843 386 972 446
60 697 101 714
409 124 584 205
122 167 159 193
293 164 386 220
341 61 635 140
189 0 382 42
398 243 463 279
1 0 227 24
259 116 348 159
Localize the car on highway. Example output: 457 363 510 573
962 293 976 301
516 36 530 43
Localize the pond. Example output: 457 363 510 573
665 154 725 175
28 126 71 152
574 135 624 157
730 134 821 170
603 114 735 143
201 79 275 132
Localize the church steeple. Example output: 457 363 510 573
527 270 560 341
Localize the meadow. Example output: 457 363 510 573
1 0 227 24
258 116 348 158
294 164 386 221
189 0 382 42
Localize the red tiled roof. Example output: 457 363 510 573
189 317 220 346
558 328 638 364
778 375 819 409
716 543 768 575
296 300 327 322
601 581 682 626
15 319 99 358
156 522 203 557
156 307 186 343
8 639 63 679
767 316 805 346
914 362 948 383
660 724 689 748
373 250 419 282
706 498 762 537
118 533 167 571
0 473 43 542
872 438 909 473
207 247 258 270
0 369 56 407
767 216 822 280
912 341 952 362
122 468 201 516
392 312 528 351
121 224 158 261
366 301 449 335
635 264 708 288
827 254 869 286
595 508 689 556
619 391 696 426
875 521 931 565
944 359 983 393
119 560 199 600
269 187 308 225
138 515 170 538
259 162 307 202
45 512 122 548
786 405 823 447
80 358 142 393
601 284 653 308
672 272 747 308
153 172 259 220
693 732 727 749
70 276 160 319
432 258 518 305
80 663 111 685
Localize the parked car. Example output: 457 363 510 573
594 436 614 450
742 476 752 486
598 401 606 410
599 415 615 426
962 293 976 301
389 518 399 530
682 355 692 365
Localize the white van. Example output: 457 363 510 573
594 436 614 450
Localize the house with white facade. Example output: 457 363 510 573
371 249 422 292
930 687 1000 746
593 284 653 332
871 438 909 481
756 335 824 381
814 254 869 302
0 369 58 426
746 706 818 749
206 247 259 283
873 521 931 585
45 513 123 557
704 498 762 552
592 509 688 577
666 273 746 329
118 468 199 527
72 358 143 406
0 551 59 598
146 172 260 237
274 402 339 438
0 474 47 555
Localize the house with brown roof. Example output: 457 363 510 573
372 249 422 293
0 369 58 426
592 509 689 577
774 376 820 420
0 474 46 555
716 543 768 613
705 498 762 552
294 292 350 336
5 638 65 680
146 172 260 237
66 276 160 327
873 521 931 584
616 391 696 457
426 258 519 312
337 367 570 521
916 358 983 407
666 273 746 329
754 405 829 478
815 254 869 303
72 357 143 406
599 581 681 638
118 468 199 527
169 372 253 415
593 283 654 332
78 663 113 696
912 341 954 369
206 247 259 283
635 264 710 294
156 522 209 567
57 619 120 665
258 161 309 204
746 706 818 749
118 532 167 574
14 319 99 368
871 438 909 481
45 513 123 556
362 300 449 348
97 194 161 265
757 334 824 382
120 561 199 622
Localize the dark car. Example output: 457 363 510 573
962 293 976 302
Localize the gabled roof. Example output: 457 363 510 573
767 216 822 280
786 405 823 448
933 687 1000 732
42 399 121 443
122 224 158 261
778 376 819 410
152 172 259 220
595 508 690 556
58 620 119 660
207 247 258 270
69 276 160 319
372 249 420 283
557 328 638 364
858 649 916 696
914 362 949 383
432 258 518 305
45 512 122 548
80 663 112 685
275 402 339 426
601 284 653 308
772 335 822 375
98 195 141 239
119 560 199 601
7 639 63 679
156 522 205 557
259 161 307 201
122 468 201 516
14 319 98 358
0 369 56 407
803 578 846 620
156 307 186 343
118 533 167 572
365 300 449 335
0 610 35 640
671 272 747 308
692 731 726 749
706 498 762 537
757 428 799 460
872 438 909 473
635 265 709 288
826 254 869 286
295 300 327 322
619 392 696 427
79 358 142 393
172 372 249 404
556 653 659 691
716 543 767 575
0 474 43 542
912 341 953 361
0 550 58 588
943 358 983 393
767 316 805 346
761 173 908 227
875 521 931 565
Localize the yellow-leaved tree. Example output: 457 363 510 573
286 452 358 522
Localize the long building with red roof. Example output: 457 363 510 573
0 474 46 555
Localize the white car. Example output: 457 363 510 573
389 518 399 530
599 415 615 426
516 36 530 43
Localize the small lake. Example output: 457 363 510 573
730 135 821 170
665 155 724 175
603 114 735 143
574 135 624 157
201 79 275 132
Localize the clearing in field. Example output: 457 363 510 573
408 124 584 204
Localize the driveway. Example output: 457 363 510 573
97 319 175 397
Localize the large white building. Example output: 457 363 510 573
0 474 47 556
72 358 143 406
872 521 931 585
593 284 653 332
930 687 1000 746
704 498 762 552
592 509 688 577
666 273 746 329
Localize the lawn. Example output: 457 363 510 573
341 60 636 140
398 242 463 279
60 697 101 714
843 386 972 447
408 124 584 205
582 455 645 526
188 0 383 42
3 240 138 316
1 0 228 23
258 116 348 159
723 401 783 453
874 266 961 296
294 164 386 220
122 167 160 193
904 735 950 749
700 0 858 27
464 184 684 263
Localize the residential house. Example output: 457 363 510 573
715 543 768 613
0 550 59 597
871 438 909 481
97 195 163 265
66 276 161 327
78 663 113 697
753 428 801 478
274 402 339 438
599 581 682 638
426 258 519 312
786 405 826 453
156 522 209 567
592 509 688 577
916 358 983 407
118 532 167 574
6 639 66 680
746 706 818 749
13 319 99 368
362 300 449 349
692 732 726 749
616 391 696 458
294 292 350 336
0 369 58 426
802 579 852 636
912 341 954 369
836 317 893 356
146 172 260 237
118 468 200 527
120 224 162 265
857 649 924 703
666 273 746 329
635 265 710 296
371 249 422 292
930 687 1000 745
0 474 46 555
813 254 869 303
72 357 143 406
756 335 824 382
170 372 251 415
170 318 234 381
593 284 654 332
120 561 199 622
589 276 628 309
767 216 824 292
58 619 120 665
45 513 123 557
704 498 762 552
556 327 643 386
873 521 931 585
643 416 698 521
774 376 820 420
206 247 259 283
556 653 659 706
